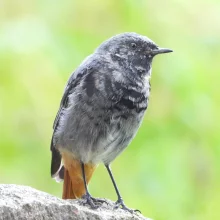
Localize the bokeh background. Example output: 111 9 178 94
1 1 220 219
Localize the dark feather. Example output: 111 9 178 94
50 67 90 177
51 142 62 177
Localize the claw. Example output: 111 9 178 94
134 209 142 214
91 197 107 205
81 193 107 209
81 193 98 209
114 198 141 213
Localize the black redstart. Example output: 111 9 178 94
50 32 172 212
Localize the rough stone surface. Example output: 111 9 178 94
0 184 151 220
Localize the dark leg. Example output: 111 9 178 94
81 162 106 209
105 164 141 213
81 162 98 209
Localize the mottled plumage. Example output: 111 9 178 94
50 32 172 211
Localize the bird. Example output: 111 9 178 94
50 32 172 212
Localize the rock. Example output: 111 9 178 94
0 184 151 220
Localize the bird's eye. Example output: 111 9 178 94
131 43 137 49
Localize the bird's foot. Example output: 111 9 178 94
81 193 107 209
90 196 107 205
114 198 141 213
82 193 98 209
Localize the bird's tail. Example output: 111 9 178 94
62 151 97 199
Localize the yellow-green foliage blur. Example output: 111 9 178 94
1 1 220 220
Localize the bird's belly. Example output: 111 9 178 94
82 113 144 164
55 98 146 164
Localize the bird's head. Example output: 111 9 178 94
96 32 172 77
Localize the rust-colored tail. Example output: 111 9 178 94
62 152 97 199
62 169 75 199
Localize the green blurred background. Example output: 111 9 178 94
1 1 220 219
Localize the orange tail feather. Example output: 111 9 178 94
62 168 75 199
62 151 97 199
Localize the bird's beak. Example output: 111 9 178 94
151 48 173 56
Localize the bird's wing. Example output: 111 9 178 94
53 73 75 131
50 67 87 178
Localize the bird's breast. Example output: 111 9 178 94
111 79 150 117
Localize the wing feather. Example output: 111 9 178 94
50 67 88 177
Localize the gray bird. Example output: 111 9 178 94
50 32 172 212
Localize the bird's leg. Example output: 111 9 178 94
105 164 141 213
81 162 106 209
81 162 97 209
